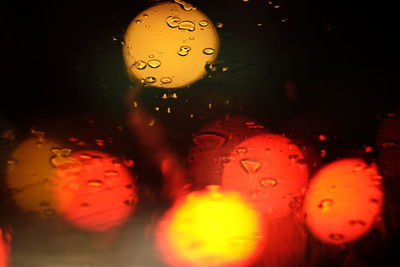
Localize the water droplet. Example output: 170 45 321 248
178 21 195 31
178 45 191 56
135 20 142 24
166 16 181 28
87 180 103 187
296 158 307 165
123 159 134 167
381 140 400 151
145 24 150 29
7 159 17 166
160 77 172 84
219 156 232 164
203 48 215 55
124 196 137 206
329 233 344 241
259 177 278 187
216 22 223 28
79 153 93 160
147 59 161 68
39 201 50 208
193 133 225 152
249 190 259 200
349 220 366 227
189 36 195 40
44 208 56 216
132 60 147 70
240 159 262 174
370 198 380 204
104 170 119 178
174 0 196 11
236 147 248 156
289 196 303 209
318 199 334 211
143 13 148 18
145 76 156 83
199 20 209 27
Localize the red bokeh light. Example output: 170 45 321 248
303 158 384 245
55 150 137 232
222 133 309 219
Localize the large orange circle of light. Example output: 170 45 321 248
221 134 309 219
55 150 137 232
303 158 384 245
123 2 219 88
5 137 62 217
155 185 264 267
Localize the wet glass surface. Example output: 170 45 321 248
1 0 399 266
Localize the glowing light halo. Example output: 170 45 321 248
54 150 137 232
123 2 219 88
155 185 265 267
5 137 61 217
221 133 309 219
303 158 384 245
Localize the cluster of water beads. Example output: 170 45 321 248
166 16 195 31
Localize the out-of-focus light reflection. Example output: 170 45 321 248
5 137 61 217
222 133 309 219
0 229 11 267
303 158 384 245
155 185 265 267
55 150 137 232
123 1 219 88
188 115 269 189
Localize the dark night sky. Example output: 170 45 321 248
1 0 398 150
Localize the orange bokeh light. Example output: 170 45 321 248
55 150 137 232
303 158 384 245
155 185 265 267
222 134 309 219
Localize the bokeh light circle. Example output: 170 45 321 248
155 185 265 266
303 158 384 245
123 2 219 88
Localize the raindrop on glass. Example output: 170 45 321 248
199 20 209 27
132 60 147 70
203 48 215 55
236 147 248 156
161 77 173 84
318 199 334 211
329 233 344 241
104 170 119 178
166 16 181 28
178 21 195 31
145 76 156 83
259 177 278 187
240 159 262 174
148 59 161 68
349 220 366 228
87 180 104 187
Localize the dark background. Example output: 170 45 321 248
1 0 399 266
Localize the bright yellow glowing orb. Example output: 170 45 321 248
303 158 384 245
123 2 219 88
155 185 264 267
5 137 61 217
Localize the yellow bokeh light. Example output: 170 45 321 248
6 137 62 217
123 2 219 89
155 186 264 266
